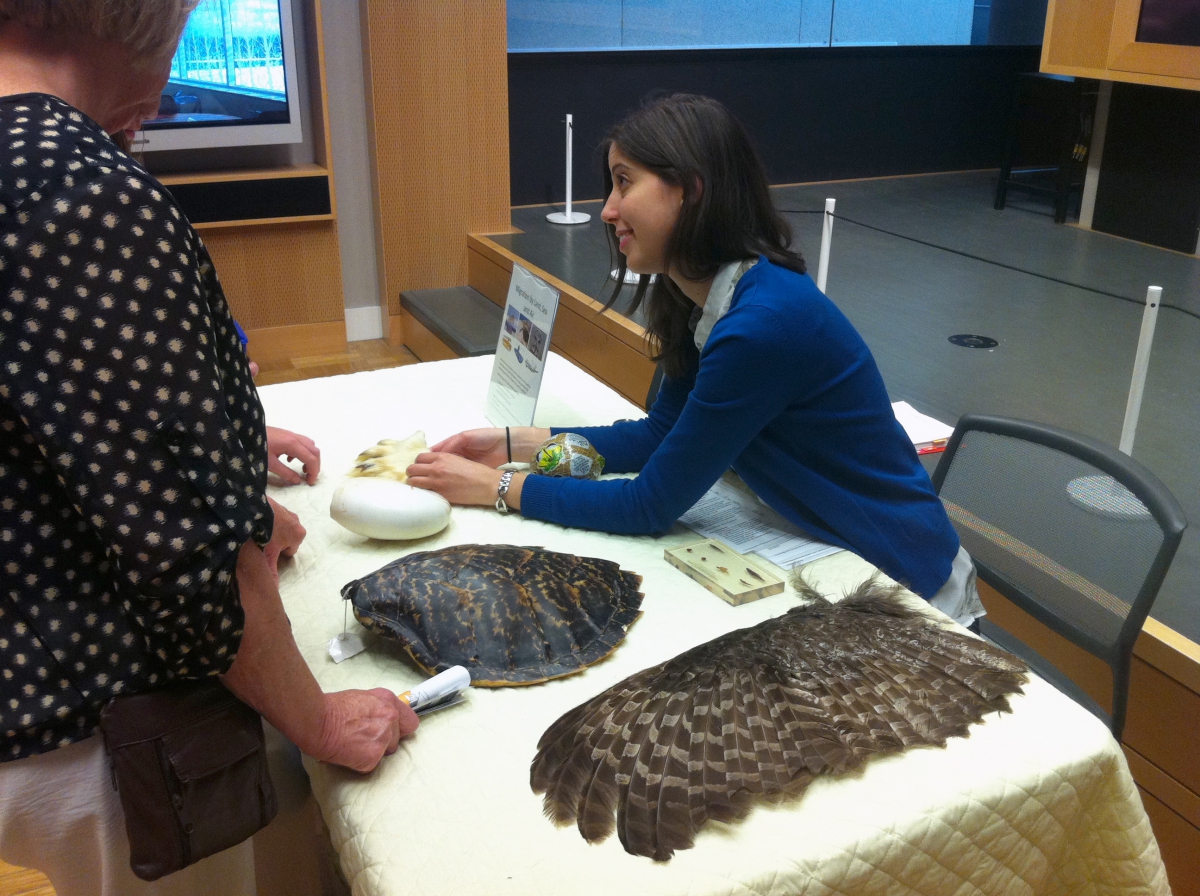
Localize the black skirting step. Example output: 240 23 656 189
400 286 502 357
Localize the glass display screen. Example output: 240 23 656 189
145 0 291 131
1137 0 1200 48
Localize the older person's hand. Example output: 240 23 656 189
314 688 420 773
266 426 320 485
224 543 419 776
264 496 306 578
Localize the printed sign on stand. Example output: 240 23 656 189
485 264 561 427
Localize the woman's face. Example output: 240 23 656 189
601 145 684 275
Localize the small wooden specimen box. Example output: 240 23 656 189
664 539 785 606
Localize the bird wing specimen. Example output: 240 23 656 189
347 431 428 482
342 544 644 686
530 579 1028 860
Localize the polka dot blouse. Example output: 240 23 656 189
1 95 273 761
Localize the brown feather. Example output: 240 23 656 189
576 695 633 841
618 685 673 856
530 578 1028 860
682 666 718 841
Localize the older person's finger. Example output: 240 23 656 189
266 426 322 484
268 453 305 485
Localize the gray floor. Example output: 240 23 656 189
491 170 1200 641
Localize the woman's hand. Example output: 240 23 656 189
431 426 551 468
429 428 509 467
264 496 306 578
266 426 320 485
406 452 514 507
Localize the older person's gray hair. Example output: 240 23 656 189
0 0 200 65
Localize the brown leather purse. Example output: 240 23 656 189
99 680 278 881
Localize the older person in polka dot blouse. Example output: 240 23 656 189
0 2 418 893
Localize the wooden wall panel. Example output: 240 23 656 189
1041 0 1200 90
1041 0 1116 72
201 222 345 330
1126 748 1200 832
466 236 658 408
1137 787 1200 896
241 321 347 363
550 306 656 408
467 244 514 308
361 0 511 318
400 309 459 363
1125 658 1200 797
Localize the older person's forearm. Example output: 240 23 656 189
221 541 412 772
220 540 328 757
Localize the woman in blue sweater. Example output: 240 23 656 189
408 94 982 626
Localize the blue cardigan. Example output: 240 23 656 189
519 258 960 598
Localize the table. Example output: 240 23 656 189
260 354 1168 896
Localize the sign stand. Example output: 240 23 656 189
486 264 562 427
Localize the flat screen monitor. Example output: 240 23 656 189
138 0 303 153
1136 0 1200 47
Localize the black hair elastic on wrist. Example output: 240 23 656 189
506 427 512 465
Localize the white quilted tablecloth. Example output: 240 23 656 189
259 354 1168 896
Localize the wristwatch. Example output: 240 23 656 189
495 470 514 513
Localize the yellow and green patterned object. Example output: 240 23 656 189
532 433 605 479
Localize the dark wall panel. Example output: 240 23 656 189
165 175 331 224
1093 83 1200 254
987 0 1050 46
509 45 1042 206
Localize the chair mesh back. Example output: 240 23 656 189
938 430 1166 653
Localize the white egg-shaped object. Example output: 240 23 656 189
330 478 451 540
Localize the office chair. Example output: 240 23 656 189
931 414 1187 740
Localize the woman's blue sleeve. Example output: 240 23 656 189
522 306 795 534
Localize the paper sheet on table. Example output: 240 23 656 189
679 477 843 569
891 400 953 448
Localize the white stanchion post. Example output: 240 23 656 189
1119 285 1162 455
547 114 590 225
1066 284 1159 518
565 114 575 217
816 197 835 293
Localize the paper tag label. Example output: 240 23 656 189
328 632 366 663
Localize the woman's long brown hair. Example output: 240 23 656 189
600 94 805 378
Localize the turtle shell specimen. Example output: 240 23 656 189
342 544 644 686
